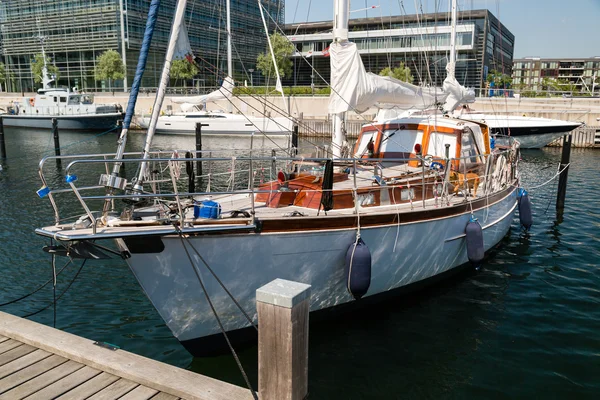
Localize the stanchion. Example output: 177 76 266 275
556 133 572 215
52 118 61 168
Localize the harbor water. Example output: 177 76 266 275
0 127 598 398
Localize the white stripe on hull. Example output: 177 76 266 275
123 188 517 342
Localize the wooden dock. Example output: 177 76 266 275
0 278 312 400
0 311 253 400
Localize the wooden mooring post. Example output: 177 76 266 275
556 134 572 214
257 279 311 400
0 116 6 160
52 118 61 168
195 122 208 187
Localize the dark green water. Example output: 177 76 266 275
0 128 598 398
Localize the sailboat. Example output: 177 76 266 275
34 0 522 356
137 0 293 136
3 31 123 131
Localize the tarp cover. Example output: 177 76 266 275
442 61 476 113
328 41 446 114
171 76 235 106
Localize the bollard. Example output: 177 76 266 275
291 124 299 156
52 118 61 168
257 279 311 400
0 116 6 160
556 133 572 214
195 122 208 188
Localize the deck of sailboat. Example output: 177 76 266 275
35 161 490 241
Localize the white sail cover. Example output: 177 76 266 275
328 41 446 114
171 76 235 106
442 62 476 114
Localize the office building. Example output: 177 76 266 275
0 0 284 92
284 9 514 91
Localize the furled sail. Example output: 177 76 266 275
328 40 446 114
442 61 476 114
171 76 235 107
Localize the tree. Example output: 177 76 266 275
486 69 511 88
170 59 199 88
31 53 60 85
95 50 125 94
379 63 413 83
256 33 294 85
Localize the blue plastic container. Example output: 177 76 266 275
194 199 221 219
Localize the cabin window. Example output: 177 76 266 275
53 96 58 102
60 97 67 103
460 128 481 166
355 132 377 158
379 129 423 158
81 95 93 104
428 131 456 159
68 96 80 105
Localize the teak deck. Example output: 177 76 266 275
0 311 253 400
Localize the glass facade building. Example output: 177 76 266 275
0 0 284 92
284 9 514 91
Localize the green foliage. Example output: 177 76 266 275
170 58 199 81
378 63 413 83
0 63 5 85
31 53 60 84
95 50 125 81
486 69 511 88
256 33 294 81
234 86 330 96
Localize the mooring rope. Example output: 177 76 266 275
174 226 258 400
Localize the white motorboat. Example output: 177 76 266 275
138 109 293 135
34 0 524 357
3 88 123 131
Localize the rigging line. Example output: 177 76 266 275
0 257 74 307
174 226 258 400
305 0 313 23
291 0 301 23
180 234 258 331
21 259 88 319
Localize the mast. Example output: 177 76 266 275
133 0 188 193
258 0 287 111
35 20 53 90
449 0 457 76
331 0 350 160
226 0 232 78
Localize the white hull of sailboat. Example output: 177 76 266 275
121 188 516 346
138 114 293 136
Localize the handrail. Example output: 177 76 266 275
38 136 518 226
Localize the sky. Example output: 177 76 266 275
284 0 600 58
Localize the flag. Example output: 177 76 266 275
306 50 313 58
323 46 330 57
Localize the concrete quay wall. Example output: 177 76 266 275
1 93 598 126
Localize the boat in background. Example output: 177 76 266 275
456 111 583 148
138 0 293 136
3 87 123 131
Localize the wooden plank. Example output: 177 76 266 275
118 385 159 400
23 365 102 400
0 337 9 344
0 354 67 394
0 311 253 400
0 340 22 355
150 392 180 400
86 378 139 400
0 359 81 399
0 349 52 380
0 344 37 367
56 372 120 400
